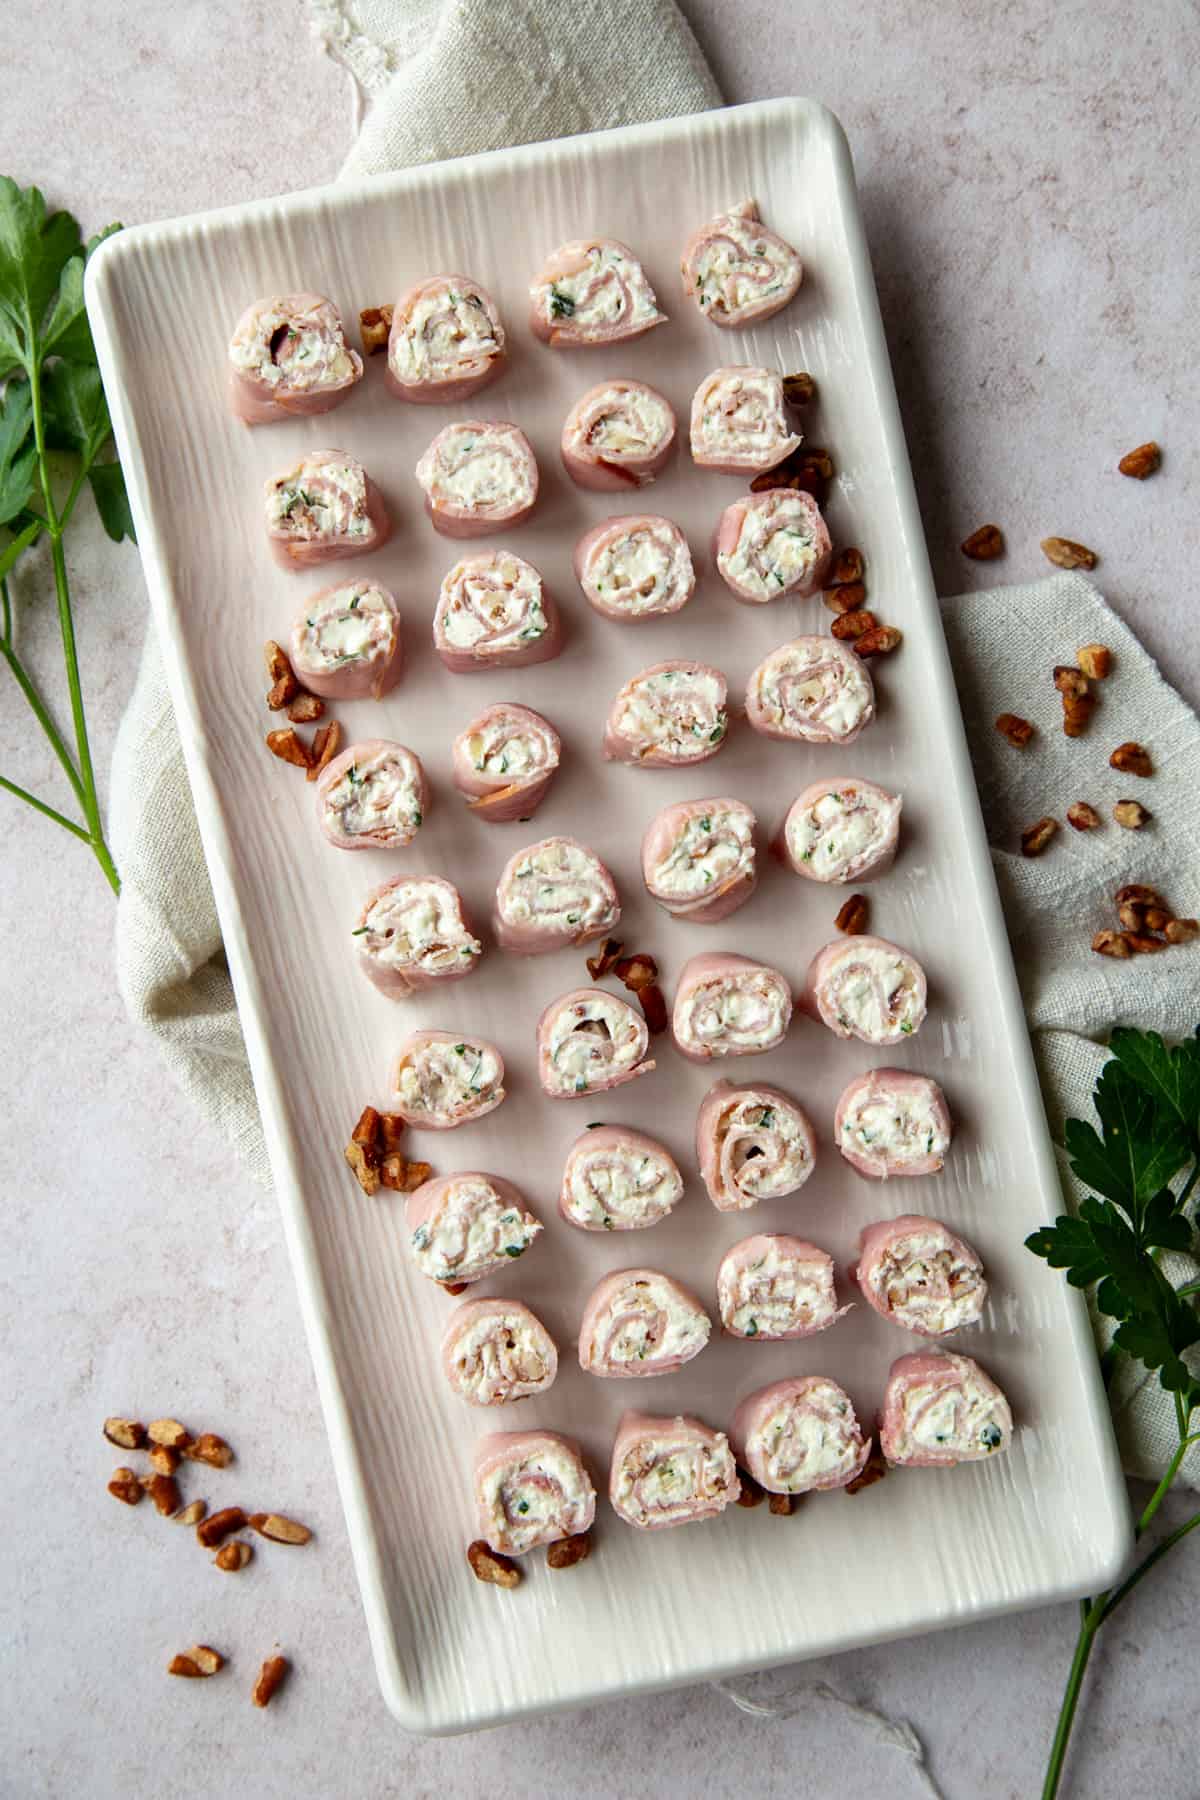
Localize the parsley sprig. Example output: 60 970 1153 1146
0 179 134 894
1026 1025 1200 1798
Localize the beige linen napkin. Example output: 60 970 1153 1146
110 0 1199 1489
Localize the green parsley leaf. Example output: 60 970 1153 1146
0 178 83 375
0 381 36 526
87 459 135 543
41 359 111 465
1066 1059 1191 1218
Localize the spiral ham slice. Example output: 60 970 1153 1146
536 989 655 1099
835 1069 951 1178
529 238 666 347
561 380 676 492
353 875 482 999
695 1078 815 1209
578 1269 711 1377
680 199 803 328
415 420 538 537
853 1215 986 1337
406 1171 541 1289
264 449 391 570
451 702 561 822
602 660 728 767
493 836 620 954
775 777 901 883
316 740 428 851
730 1376 871 1495
672 952 792 1062
391 1030 505 1130
228 293 362 424
880 1351 1012 1467
433 552 562 672
386 274 506 404
690 366 802 473
716 490 831 604
609 1412 739 1530
559 1126 684 1232
473 1430 595 1555
801 935 927 1045
289 581 402 701
641 797 757 924
441 1299 557 1405
746 635 875 743
716 1235 850 1340
574 514 695 621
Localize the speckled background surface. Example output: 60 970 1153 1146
1 4 1196 1796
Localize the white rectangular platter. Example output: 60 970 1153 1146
87 98 1130 1734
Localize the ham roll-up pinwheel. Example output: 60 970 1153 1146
690 367 802 474
386 274 506 404
835 1070 952 1179
559 1126 684 1233
746 636 875 744
560 380 676 492
265 450 391 569
672 953 792 1063
853 1216 986 1337
775 777 902 884
316 740 428 851
602 661 728 767
441 1299 557 1405
433 552 561 673
289 581 402 700
493 836 620 954
537 990 655 1098
730 1376 871 1495
406 1171 541 1289
641 797 757 924
680 199 803 329
716 1235 850 1340
574 515 695 622
392 1030 505 1130
474 1430 596 1555
228 293 363 423
801 936 927 1046
715 489 831 604
609 1412 739 1530
530 238 666 347
695 1079 815 1210
880 1351 1012 1467
451 702 561 823
578 1269 711 1377
353 875 482 998
415 421 538 537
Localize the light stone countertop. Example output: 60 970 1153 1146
2 4 1196 1797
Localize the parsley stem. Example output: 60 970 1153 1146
1041 1599 1105 1800
0 771 91 840
1135 1427 1199 1538
1098 1505 1200 1626
1 576 88 808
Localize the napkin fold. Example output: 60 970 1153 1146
110 0 1199 1488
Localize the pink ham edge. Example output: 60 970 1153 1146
228 293 363 424
679 199 803 329
536 989 655 1098
385 274 506 405
641 796 757 924
609 1412 739 1530
492 835 621 955
391 1029 505 1130
473 1430 596 1555
415 421 538 538
558 1125 684 1232
602 660 729 767
729 1376 871 1494
265 449 391 571
578 1268 711 1377
689 367 802 474
405 1171 540 1289
800 935 928 1045
835 1069 952 1178
852 1214 986 1337
451 702 561 823
745 634 875 743
440 1298 557 1405
433 553 562 673
672 952 793 1063
316 740 428 852
716 1234 850 1340
353 874 482 999
695 1078 816 1209
714 491 832 605
573 514 695 622
560 380 677 493
289 582 402 702
879 1351 1013 1467
529 238 666 347
773 776 902 883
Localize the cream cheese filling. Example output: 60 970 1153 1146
479 1443 590 1553
690 214 801 316
449 1311 551 1403
419 429 533 512
583 1277 710 1369
788 786 899 877
895 1370 1008 1458
678 973 789 1053
827 945 922 1039
613 1434 735 1522
322 749 422 843
615 669 726 755
395 1038 502 1120
539 244 660 330
579 386 673 458
868 1233 983 1334
720 497 820 598
752 641 873 737
411 1179 540 1284
499 840 616 934
564 1144 682 1229
360 881 481 976
719 1242 837 1337
749 1383 861 1489
294 585 394 673
268 461 369 539
692 369 798 463
440 559 546 649
840 1091 949 1168
390 285 500 381
545 996 643 1093
231 302 355 390
713 1094 810 1201
653 806 753 899
583 522 691 614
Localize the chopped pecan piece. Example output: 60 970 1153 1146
828 547 864 586
1041 536 1097 570
1092 929 1131 960
467 1540 521 1589
215 1540 254 1572
184 1432 234 1469
854 625 902 657
768 1492 796 1516
1115 883 1163 908
306 719 342 784
1118 441 1160 479
1142 906 1172 934
264 642 299 712
1076 644 1112 680
995 713 1035 749
380 1154 432 1192
614 952 658 993
1021 817 1059 857
961 523 1004 560
1066 802 1102 831
1109 741 1153 777
107 1467 143 1506
1123 932 1168 955
248 1512 312 1546
845 1446 889 1495
1114 800 1151 830
834 893 869 935
546 1532 592 1570
782 371 817 406
149 1442 181 1477
345 1142 380 1196
168 1654 205 1678
359 304 393 355
636 984 669 1036
266 728 313 770
252 1655 290 1708
585 936 625 980
822 580 866 615
103 1417 146 1451
148 1418 191 1449
735 1468 765 1508
1062 693 1096 738
352 1106 382 1148
751 447 833 501
169 1645 225 1678
831 608 877 641
142 1473 182 1516
379 1114 407 1154
1053 665 1090 699
286 691 325 724
1117 900 1146 931
443 1282 469 1297
196 1506 247 1548
1165 918 1200 944
175 1500 207 1528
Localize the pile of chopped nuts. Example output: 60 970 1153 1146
466 1530 593 1589
821 545 903 659
344 1105 431 1197
1092 884 1198 960
263 640 341 779
583 937 667 1034
358 304 394 357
